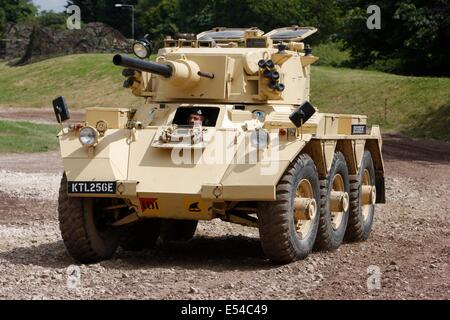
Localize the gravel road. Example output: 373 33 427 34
0 135 449 300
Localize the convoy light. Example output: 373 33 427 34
133 41 151 59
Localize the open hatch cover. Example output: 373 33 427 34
265 26 318 42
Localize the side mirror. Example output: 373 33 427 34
52 96 70 123
289 101 316 128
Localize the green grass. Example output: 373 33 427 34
314 42 350 67
0 53 449 141
0 120 59 153
311 66 450 140
0 54 142 108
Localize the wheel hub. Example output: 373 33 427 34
294 179 317 239
361 185 376 206
330 191 349 212
330 173 348 230
361 169 375 221
294 197 317 220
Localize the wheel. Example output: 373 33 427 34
120 219 162 251
160 219 198 242
58 174 122 263
257 154 320 264
345 150 376 241
314 152 350 251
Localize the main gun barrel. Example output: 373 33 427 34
113 54 173 78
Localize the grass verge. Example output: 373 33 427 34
0 120 59 153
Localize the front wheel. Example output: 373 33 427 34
257 154 320 264
58 174 122 263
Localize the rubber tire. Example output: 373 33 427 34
160 219 198 242
257 154 320 264
120 219 162 251
314 152 350 251
345 150 376 242
58 174 120 263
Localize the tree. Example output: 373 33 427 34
36 11 66 28
176 0 213 34
60 0 344 43
137 0 343 42
137 0 179 40
298 0 344 43
339 0 450 75
0 9 5 37
0 0 37 36
66 0 139 38
210 0 303 33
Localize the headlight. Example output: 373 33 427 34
79 126 98 147
250 129 269 150
133 41 151 59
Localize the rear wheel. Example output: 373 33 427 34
160 219 198 242
314 152 350 251
345 150 376 241
120 219 162 251
58 174 122 263
257 154 320 264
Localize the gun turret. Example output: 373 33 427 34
113 26 319 102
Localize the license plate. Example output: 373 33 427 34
68 181 116 194
352 124 367 135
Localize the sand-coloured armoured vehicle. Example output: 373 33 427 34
54 26 385 264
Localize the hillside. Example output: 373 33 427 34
0 54 141 109
0 54 449 140
311 67 450 140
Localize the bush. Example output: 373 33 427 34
313 42 350 67
339 0 450 76
36 11 66 28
